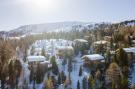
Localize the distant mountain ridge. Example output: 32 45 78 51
8 21 92 36
0 20 135 37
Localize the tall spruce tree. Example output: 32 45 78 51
79 66 82 76
50 56 59 75
58 73 61 85
77 80 80 89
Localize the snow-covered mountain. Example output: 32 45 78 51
0 20 135 37
8 21 93 36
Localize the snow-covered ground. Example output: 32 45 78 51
57 53 90 89
17 39 135 89
27 39 90 89
29 39 73 56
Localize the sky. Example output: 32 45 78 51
0 0 135 31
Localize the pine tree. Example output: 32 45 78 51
0 40 15 89
112 81 116 89
36 63 43 84
31 46 35 55
50 56 59 75
68 58 72 72
77 80 80 89
106 62 122 89
110 37 113 50
58 73 61 85
51 76 57 89
82 77 87 89
8 60 15 88
45 77 54 89
23 47 27 62
88 75 96 89
14 59 22 88
61 71 66 84
79 66 82 76
41 47 46 57
117 48 128 68
127 35 132 46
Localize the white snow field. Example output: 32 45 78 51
15 39 135 89
23 39 90 89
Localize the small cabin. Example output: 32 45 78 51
104 36 112 42
123 47 135 62
56 46 74 59
27 56 46 64
27 56 52 77
93 40 110 53
74 39 88 46
93 40 109 46
82 54 104 67
74 39 89 54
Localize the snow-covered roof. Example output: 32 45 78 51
40 61 50 64
132 40 135 43
104 36 112 38
82 54 104 61
56 46 74 50
35 47 42 51
27 56 46 62
94 40 108 45
123 47 135 53
74 39 88 43
8 37 21 40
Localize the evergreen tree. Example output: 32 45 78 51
68 58 72 72
117 48 128 68
82 77 87 89
77 80 80 89
110 37 114 50
127 35 132 46
79 66 82 76
36 63 43 84
23 48 27 62
61 71 66 84
106 62 122 89
45 77 54 89
31 46 35 55
112 81 116 89
51 76 57 89
58 73 61 84
14 59 22 88
0 40 15 89
41 47 46 57
88 75 96 89
8 60 15 89
50 56 59 75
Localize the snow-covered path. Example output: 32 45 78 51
57 54 89 89
71 55 83 89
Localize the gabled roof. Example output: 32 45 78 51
82 54 104 61
132 40 135 43
27 56 46 62
74 39 88 43
56 46 74 50
123 47 135 53
94 40 108 45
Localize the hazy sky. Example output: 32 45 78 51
0 0 135 31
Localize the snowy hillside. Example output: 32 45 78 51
1 20 135 37
8 21 93 36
